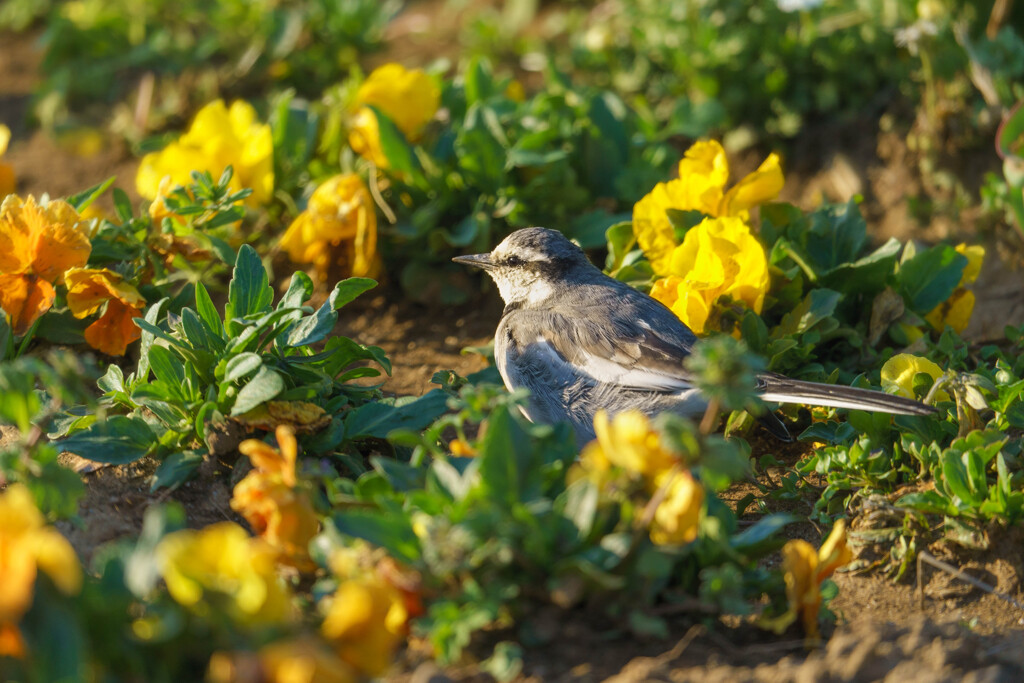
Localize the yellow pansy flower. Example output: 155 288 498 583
924 288 975 334
232 426 320 571
0 484 82 659
925 243 984 333
648 216 770 334
136 100 274 206
880 353 948 401
649 468 704 546
64 267 146 356
348 63 439 169
633 140 783 275
579 409 678 478
279 173 379 279
0 124 15 197
0 194 91 335
157 522 292 625
354 63 439 141
780 520 853 639
575 410 704 546
321 575 409 678
954 243 984 286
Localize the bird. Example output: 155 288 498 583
453 227 936 447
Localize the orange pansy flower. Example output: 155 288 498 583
0 195 91 335
232 426 320 570
65 268 146 356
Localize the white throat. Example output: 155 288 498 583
495 276 556 308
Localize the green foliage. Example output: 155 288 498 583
322 377 794 663
60 244 390 487
31 0 399 128
0 352 98 517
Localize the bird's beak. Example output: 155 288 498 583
452 253 496 270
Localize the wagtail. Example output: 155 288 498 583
454 227 935 447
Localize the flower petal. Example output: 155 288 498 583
0 273 55 336
83 298 144 356
721 152 784 216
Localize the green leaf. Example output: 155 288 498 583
367 105 415 174
226 244 274 325
286 277 375 347
605 221 636 272
559 479 598 538
941 450 981 507
148 345 187 400
195 282 225 339
136 298 170 381
278 271 314 311
60 416 156 464
456 103 507 190
150 449 204 491
225 352 263 382
65 176 115 211
344 391 449 440
897 490 955 515
798 421 857 445
331 508 420 563
819 237 901 293
464 56 495 105
231 366 284 415
729 513 796 556
568 211 631 250
898 244 967 313
113 188 134 222
330 277 377 309
772 288 841 338
803 199 867 272
477 404 539 505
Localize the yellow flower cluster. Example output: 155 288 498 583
321 573 410 678
633 141 782 334
157 522 293 625
924 243 984 334
648 216 770 334
231 426 320 570
574 410 704 545
136 99 274 207
348 63 440 169
279 173 379 280
0 484 82 659
0 124 15 197
778 520 852 639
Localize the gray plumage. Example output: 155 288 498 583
453 227 935 447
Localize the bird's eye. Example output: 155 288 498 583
504 254 523 267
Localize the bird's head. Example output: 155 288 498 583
452 227 596 306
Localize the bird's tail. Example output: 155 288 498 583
757 373 937 416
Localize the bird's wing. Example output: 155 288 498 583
504 305 699 393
